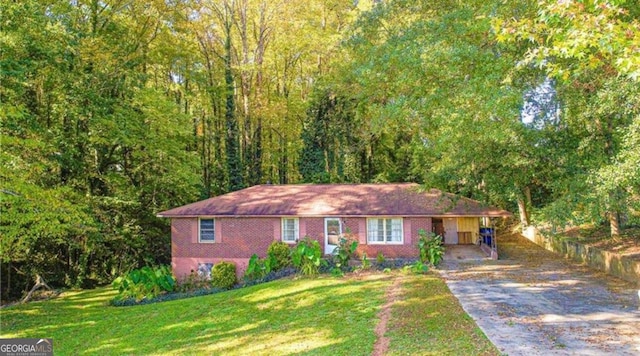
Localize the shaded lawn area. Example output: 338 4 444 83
1 272 497 355
387 274 498 355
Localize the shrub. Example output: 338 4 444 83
418 229 445 266
374 258 417 270
332 235 358 271
211 261 237 289
291 237 325 276
112 265 176 302
267 241 292 270
360 252 372 270
244 254 275 281
175 271 212 293
376 252 386 264
404 260 429 274
241 267 298 288
330 266 345 277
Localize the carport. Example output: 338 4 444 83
438 216 502 260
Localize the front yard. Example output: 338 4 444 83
0 271 497 355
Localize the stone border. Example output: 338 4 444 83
523 226 640 287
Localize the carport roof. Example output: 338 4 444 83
157 183 512 218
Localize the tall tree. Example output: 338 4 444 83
498 0 640 235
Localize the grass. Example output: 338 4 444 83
1 271 497 355
386 273 498 355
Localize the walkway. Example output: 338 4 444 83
438 233 640 355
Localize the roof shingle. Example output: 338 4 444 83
157 183 512 218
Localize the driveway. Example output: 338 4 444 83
438 233 640 355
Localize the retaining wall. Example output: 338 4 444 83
523 226 640 286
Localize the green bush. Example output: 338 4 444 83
332 235 358 271
211 261 237 289
244 254 275 281
291 237 325 276
403 260 429 274
112 265 176 302
376 252 386 264
267 241 292 270
360 252 372 270
418 229 445 266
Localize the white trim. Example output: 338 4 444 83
281 217 299 244
366 217 404 244
324 217 342 254
198 218 216 243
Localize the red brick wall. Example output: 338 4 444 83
171 216 433 278
171 217 279 279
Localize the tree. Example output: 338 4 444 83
498 0 640 236
1 0 201 299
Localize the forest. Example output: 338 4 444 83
1 0 639 301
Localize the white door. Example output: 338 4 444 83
443 218 458 244
324 218 341 254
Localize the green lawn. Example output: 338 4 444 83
387 274 497 355
0 272 498 355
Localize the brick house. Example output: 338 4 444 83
157 183 511 278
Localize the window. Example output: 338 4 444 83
282 218 299 243
199 218 215 242
197 262 213 279
367 218 403 244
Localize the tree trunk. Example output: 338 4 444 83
21 274 51 304
517 197 530 227
610 212 620 237
223 13 243 192
6 261 11 300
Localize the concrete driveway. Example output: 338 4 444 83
438 234 640 356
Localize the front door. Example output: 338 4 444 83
324 218 341 255
443 218 458 244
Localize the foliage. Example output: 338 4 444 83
496 0 640 81
267 241 293 270
331 235 359 271
211 262 237 290
175 272 213 293
330 266 345 277
239 267 298 289
376 252 386 264
111 265 176 302
0 0 359 301
404 260 429 274
291 237 326 276
360 253 372 270
299 91 363 182
374 258 417 271
418 230 445 267
497 0 640 235
244 254 275 282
